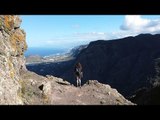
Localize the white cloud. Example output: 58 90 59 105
37 32 112 49
33 30 138 49
72 32 108 40
121 15 150 30
120 15 160 34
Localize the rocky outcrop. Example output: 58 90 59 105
0 15 27 104
20 70 134 105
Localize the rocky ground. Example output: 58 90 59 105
20 70 135 105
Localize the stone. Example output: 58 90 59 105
0 15 27 104
13 16 22 29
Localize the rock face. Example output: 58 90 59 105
61 34 160 96
129 58 160 104
0 15 27 104
129 85 160 105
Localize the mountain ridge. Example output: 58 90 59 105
61 33 160 97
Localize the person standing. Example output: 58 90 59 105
74 62 83 87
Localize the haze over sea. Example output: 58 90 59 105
24 47 67 57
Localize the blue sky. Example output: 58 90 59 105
21 15 160 50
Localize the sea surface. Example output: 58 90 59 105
24 47 67 57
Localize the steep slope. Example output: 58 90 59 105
0 15 27 104
129 58 160 104
68 44 88 58
61 34 160 96
129 86 160 105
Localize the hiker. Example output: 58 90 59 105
74 62 83 87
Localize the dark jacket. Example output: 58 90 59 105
74 63 83 78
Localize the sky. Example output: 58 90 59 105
21 15 160 50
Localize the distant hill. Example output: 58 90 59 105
68 44 88 57
26 55 43 64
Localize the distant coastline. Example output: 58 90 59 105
24 47 67 57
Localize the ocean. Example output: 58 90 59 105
24 47 67 57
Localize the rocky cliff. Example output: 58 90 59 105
0 15 27 104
